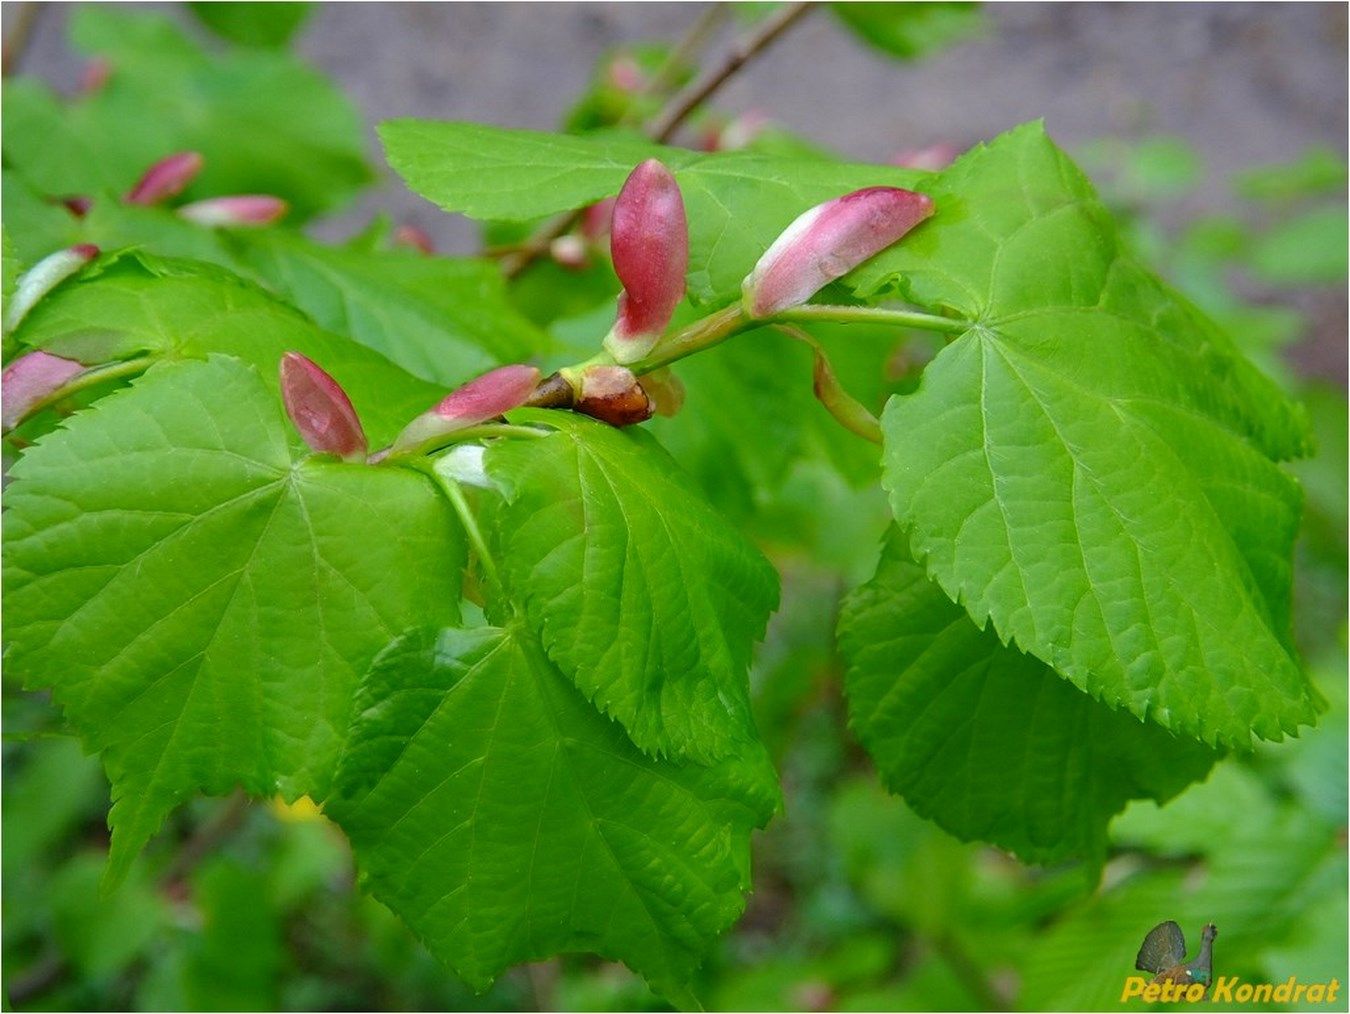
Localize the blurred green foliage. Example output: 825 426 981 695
2 5 1345 1011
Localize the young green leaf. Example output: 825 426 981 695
838 530 1217 863
484 410 779 763
859 122 1317 749
327 623 780 1004
830 2 982 60
188 1 314 49
11 251 442 445
2 356 465 884
229 231 552 386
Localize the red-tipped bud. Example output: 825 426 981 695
125 151 205 206
742 187 934 318
607 55 645 92
2 351 85 430
890 143 959 171
581 198 616 244
392 364 540 454
574 365 652 427
392 224 435 255
550 234 588 270
4 244 100 334
279 352 368 462
640 367 685 418
177 195 289 228
602 160 688 364
58 195 94 218
704 110 770 153
78 57 112 95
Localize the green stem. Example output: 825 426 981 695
8 354 157 431
770 303 969 334
412 459 503 597
379 422 547 464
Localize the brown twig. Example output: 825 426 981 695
634 2 732 112
500 1 816 279
1 1 42 77
649 1 814 143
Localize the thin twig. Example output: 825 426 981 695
501 1 815 279
633 3 731 112
649 1 814 143
1 1 42 77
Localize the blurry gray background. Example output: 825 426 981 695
6 1 1347 375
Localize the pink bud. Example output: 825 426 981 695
743 187 935 318
279 352 368 462
581 198 616 244
125 151 205 206
58 195 93 218
2 351 85 430
574 365 652 427
602 160 688 364
607 55 645 92
78 58 112 95
392 364 541 454
710 110 770 153
4 244 100 334
392 224 435 255
550 234 588 271
177 195 289 228
890 143 959 171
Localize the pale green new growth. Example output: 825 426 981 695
328 623 780 1002
485 410 780 763
2 356 466 884
839 530 1217 862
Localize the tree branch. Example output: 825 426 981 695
500 1 816 279
1 1 42 77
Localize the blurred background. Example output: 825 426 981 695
3 3 1346 1011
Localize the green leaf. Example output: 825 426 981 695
838 531 1217 862
1249 206 1348 285
484 410 779 763
188 2 314 49
2 356 465 883
859 122 1316 748
378 120 924 304
830 3 981 60
1235 146 1348 203
13 251 443 445
327 623 780 1003
2 227 19 310
1 170 82 266
230 231 552 386
3 8 370 220
184 859 283 1010
50 852 168 979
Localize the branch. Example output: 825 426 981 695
501 1 815 279
1 1 42 77
161 790 250 893
649 1 814 143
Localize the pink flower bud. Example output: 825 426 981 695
279 352 368 462
4 244 100 334
703 110 770 153
2 351 85 430
890 143 959 171
574 365 652 427
602 160 688 364
392 224 435 255
392 364 541 454
125 151 205 206
550 234 588 271
78 58 112 95
742 187 935 318
177 195 289 228
607 55 645 92
581 198 616 244
58 195 93 218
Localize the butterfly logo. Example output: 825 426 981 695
1135 921 1218 990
